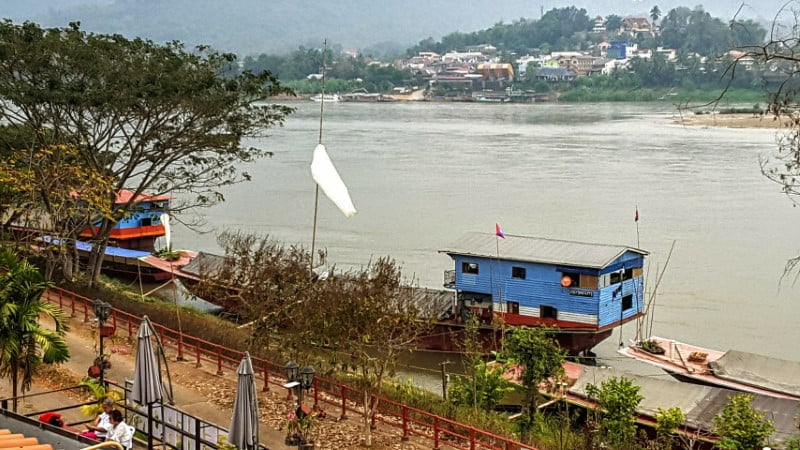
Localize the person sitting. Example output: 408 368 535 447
81 398 114 440
38 411 64 428
106 410 133 450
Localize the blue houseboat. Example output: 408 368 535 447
81 189 171 251
435 232 647 355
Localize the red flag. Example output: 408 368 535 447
635 207 639 222
495 223 506 239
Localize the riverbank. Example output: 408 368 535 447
674 112 792 129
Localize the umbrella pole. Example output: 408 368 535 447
147 402 154 449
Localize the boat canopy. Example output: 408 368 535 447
709 350 800 398
570 365 799 444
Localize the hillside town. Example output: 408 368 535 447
280 10 766 103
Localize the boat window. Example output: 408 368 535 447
541 305 558 320
623 268 634 281
140 217 152 227
610 271 622 284
622 294 633 310
462 262 479 275
561 271 581 287
506 301 520 314
511 266 526 279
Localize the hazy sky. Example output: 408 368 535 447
2 0 783 54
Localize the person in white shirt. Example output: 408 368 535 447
81 398 114 440
106 410 133 449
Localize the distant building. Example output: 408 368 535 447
655 47 678 62
476 63 515 81
442 51 485 64
608 41 628 60
592 16 606 33
466 44 498 54
552 52 597 76
623 17 653 35
534 67 576 82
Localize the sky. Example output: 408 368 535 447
1 0 782 55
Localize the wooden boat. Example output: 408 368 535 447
619 336 800 401
433 232 648 356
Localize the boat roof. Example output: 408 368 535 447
569 365 800 444
710 350 800 398
179 251 227 278
439 232 647 269
115 189 172 204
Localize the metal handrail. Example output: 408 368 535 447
80 443 124 450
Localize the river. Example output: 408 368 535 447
172 101 799 389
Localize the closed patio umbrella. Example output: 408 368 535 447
130 316 164 447
229 352 259 449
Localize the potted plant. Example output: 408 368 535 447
283 409 318 448
78 378 123 418
641 339 666 355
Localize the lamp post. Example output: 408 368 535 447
93 299 112 386
285 361 315 409
285 361 315 449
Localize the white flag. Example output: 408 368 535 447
160 213 171 251
310 144 357 218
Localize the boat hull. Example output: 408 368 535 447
416 322 614 355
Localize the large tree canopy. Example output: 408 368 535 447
0 21 293 282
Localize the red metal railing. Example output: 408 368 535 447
46 286 537 450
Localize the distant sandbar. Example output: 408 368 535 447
673 113 793 129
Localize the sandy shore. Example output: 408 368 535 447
673 112 795 129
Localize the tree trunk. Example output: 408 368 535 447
362 388 372 447
89 236 109 287
11 363 18 412
62 241 74 281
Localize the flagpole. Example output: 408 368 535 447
310 39 327 272
635 204 640 248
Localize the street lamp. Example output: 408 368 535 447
285 361 315 449
93 299 112 386
285 361 315 410
299 366 315 391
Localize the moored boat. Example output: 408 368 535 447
426 232 648 356
620 336 800 401
310 93 341 102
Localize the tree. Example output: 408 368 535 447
605 15 624 33
654 407 685 449
713 394 774 449
650 6 662 24
448 316 513 412
0 142 115 280
500 327 566 439
321 258 435 447
0 250 70 411
585 376 643 448
0 21 293 284
448 360 513 412
193 232 434 448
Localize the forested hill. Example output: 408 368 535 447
3 0 778 55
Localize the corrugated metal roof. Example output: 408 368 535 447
569 365 800 443
710 350 800 398
439 232 647 269
180 251 227 278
